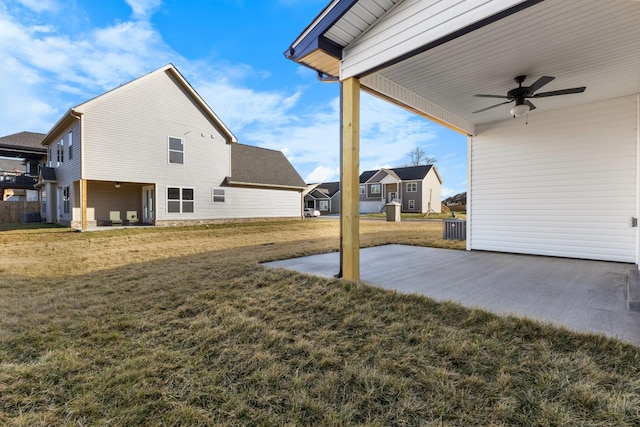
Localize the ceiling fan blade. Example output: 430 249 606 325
474 94 512 99
527 76 555 93
472 100 512 114
532 87 586 98
524 100 536 111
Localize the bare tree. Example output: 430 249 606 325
405 146 437 166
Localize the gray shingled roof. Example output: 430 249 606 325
359 170 377 183
228 144 306 189
360 165 434 182
315 181 340 197
0 131 46 148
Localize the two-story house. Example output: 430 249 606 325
37 64 306 229
359 165 442 214
304 181 340 214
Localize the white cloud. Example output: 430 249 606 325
441 187 456 199
125 0 162 19
305 165 339 183
15 0 58 13
0 6 176 134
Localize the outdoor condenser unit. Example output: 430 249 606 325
442 219 466 240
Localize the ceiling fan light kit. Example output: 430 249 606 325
510 103 530 118
473 75 586 118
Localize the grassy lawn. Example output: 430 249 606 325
1 220 638 425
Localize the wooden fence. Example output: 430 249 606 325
0 201 41 224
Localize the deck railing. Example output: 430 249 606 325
0 171 38 188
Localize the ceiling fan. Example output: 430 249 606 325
473 75 586 117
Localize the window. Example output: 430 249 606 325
167 187 194 213
63 186 70 214
319 200 328 211
370 184 381 194
168 137 184 164
407 182 417 192
68 131 73 160
359 185 365 195
212 188 225 203
408 200 415 210
57 139 64 163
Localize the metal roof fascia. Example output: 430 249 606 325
285 0 358 62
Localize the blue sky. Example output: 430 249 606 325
0 0 467 197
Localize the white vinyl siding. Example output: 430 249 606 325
79 69 231 188
470 96 637 263
341 0 525 79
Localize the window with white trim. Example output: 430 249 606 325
212 188 225 203
168 137 184 164
319 200 328 211
57 139 64 163
167 187 194 213
370 184 381 194
406 182 417 192
408 200 415 210
68 131 73 160
359 185 365 195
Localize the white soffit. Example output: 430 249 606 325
372 0 640 126
324 0 400 46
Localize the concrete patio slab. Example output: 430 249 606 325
264 245 640 346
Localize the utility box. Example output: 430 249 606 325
21 211 41 223
386 202 401 222
443 219 466 240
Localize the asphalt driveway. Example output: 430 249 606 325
265 245 640 345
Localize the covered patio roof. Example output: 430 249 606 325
286 0 640 135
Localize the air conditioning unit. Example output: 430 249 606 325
443 219 466 240
21 211 41 223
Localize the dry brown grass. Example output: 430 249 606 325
1 219 639 426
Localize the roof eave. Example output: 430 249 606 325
41 109 81 147
223 178 306 192
285 0 357 74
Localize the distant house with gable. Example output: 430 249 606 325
304 181 340 214
359 165 442 214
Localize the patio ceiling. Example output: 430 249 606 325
289 0 640 132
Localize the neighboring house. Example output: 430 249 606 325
304 181 340 214
443 192 467 208
0 131 46 202
37 64 306 229
359 165 442 214
286 0 640 281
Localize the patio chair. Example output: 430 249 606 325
109 211 122 225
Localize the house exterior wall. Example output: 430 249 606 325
422 170 442 213
470 95 638 263
330 193 340 214
401 180 421 212
42 121 81 225
153 186 301 223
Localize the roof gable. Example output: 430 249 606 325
359 165 441 183
42 64 237 146
315 181 340 197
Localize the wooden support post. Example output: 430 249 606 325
81 179 87 231
341 77 360 282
